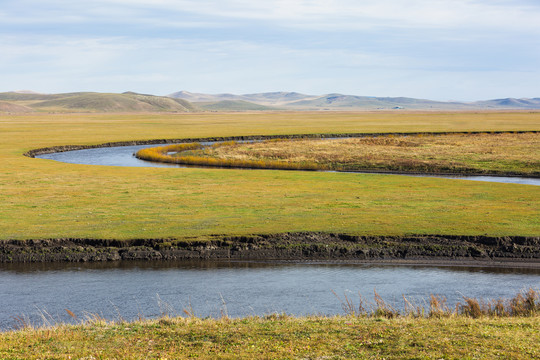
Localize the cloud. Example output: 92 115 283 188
2 32 538 100
2 0 540 33
1 0 539 99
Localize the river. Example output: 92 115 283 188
36 143 540 185
1 260 538 330
19 143 539 331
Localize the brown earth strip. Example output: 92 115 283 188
1 233 539 267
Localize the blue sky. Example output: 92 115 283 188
1 0 539 100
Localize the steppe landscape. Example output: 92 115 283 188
1 107 539 358
2 0 539 358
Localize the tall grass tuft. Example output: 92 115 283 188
373 290 399 318
333 289 539 319
428 295 450 318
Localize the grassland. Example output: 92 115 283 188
2 315 539 359
140 132 540 175
1 111 540 240
2 289 539 359
135 141 322 170
1 111 539 358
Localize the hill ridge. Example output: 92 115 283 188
2 90 540 113
169 91 540 110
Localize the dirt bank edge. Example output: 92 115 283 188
1 233 539 267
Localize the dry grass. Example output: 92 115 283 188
136 141 322 170
198 132 540 175
330 289 540 319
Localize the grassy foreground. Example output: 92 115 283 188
1 315 539 359
1 111 539 240
2 289 539 358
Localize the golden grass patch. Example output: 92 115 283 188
139 132 540 175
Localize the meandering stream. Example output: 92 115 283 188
16 140 538 330
36 142 540 185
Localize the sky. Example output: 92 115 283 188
1 0 539 101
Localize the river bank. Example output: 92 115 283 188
2 232 539 266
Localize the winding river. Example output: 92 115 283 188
9 140 536 330
36 142 540 185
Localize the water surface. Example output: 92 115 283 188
1 261 538 330
36 144 540 185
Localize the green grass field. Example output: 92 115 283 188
1 111 539 358
2 315 539 359
1 111 539 240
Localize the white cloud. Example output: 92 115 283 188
2 33 538 100
2 0 540 33
1 0 539 98
105 0 540 32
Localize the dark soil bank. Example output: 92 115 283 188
1 233 539 266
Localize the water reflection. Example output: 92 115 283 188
2 259 540 275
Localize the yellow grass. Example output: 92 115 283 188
198 132 540 175
136 142 322 170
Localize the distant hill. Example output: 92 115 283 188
196 100 277 111
0 100 34 113
283 94 471 110
0 92 65 102
168 91 242 103
170 91 540 110
0 92 198 113
472 98 540 109
169 91 318 106
2 90 539 113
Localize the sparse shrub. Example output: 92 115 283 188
334 289 539 319
429 295 450 318
372 290 399 318
510 288 539 316
459 298 483 318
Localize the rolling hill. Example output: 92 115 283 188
474 98 540 109
195 100 277 111
2 90 539 113
168 91 318 106
0 100 35 113
0 92 197 113
282 94 470 110
170 91 540 111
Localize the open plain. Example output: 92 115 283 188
1 111 540 358
1 111 539 242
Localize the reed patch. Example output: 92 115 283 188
136 141 323 170
136 132 540 176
